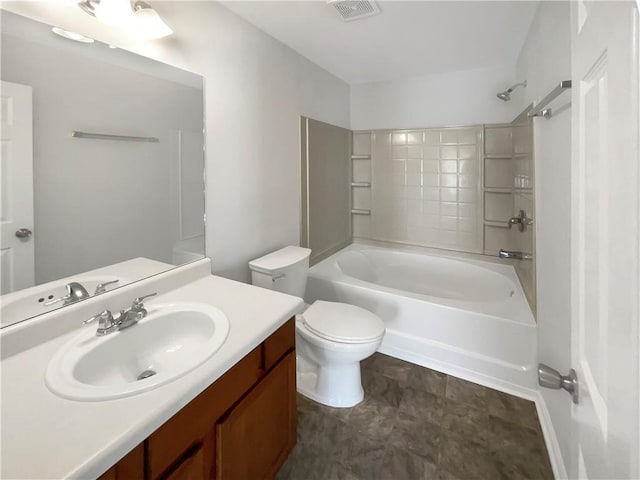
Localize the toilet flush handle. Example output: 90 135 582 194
272 273 286 282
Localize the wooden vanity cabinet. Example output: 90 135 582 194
216 352 296 479
98 318 296 480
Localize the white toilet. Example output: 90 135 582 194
249 246 385 408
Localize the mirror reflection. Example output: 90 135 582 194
0 11 205 327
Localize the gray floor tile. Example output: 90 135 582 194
398 386 444 425
406 365 447 396
486 415 542 451
441 399 490 445
388 411 441 464
445 376 488 406
282 353 554 480
490 444 555 480
438 434 502 480
364 353 414 383
364 372 404 408
486 387 539 430
345 395 398 439
379 446 438 479
335 434 387 479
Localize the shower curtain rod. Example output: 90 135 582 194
528 80 572 119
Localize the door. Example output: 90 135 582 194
570 1 640 478
0 81 34 294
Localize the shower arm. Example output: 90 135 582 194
506 81 527 93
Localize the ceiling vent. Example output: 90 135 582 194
327 0 381 22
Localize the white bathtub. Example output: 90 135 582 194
305 243 537 396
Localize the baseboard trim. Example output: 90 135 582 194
533 391 568 479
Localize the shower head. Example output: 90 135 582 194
496 80 527 102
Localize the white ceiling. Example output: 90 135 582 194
221 1 539 84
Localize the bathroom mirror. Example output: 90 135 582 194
0 11 205 327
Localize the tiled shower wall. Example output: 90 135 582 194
352 123 536 314
352 127 484 253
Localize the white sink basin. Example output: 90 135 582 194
45 302 230 401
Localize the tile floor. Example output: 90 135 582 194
277 353 554 480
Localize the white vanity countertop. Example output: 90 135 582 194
0 260 303 479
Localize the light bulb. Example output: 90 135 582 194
133 6 173 39
92 0 136 27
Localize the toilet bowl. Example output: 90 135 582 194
249 246 386 408
296 300 384 407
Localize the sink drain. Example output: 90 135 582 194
137 369 157 381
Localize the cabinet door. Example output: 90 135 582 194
216 352 296 480
164 444 205 480
148 347 262 479
159 432 215 480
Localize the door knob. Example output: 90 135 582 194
538 363 579 404
15 228 33 239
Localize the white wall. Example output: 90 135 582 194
350 65 524 130
516 1 572 476
1 27 203 284
142 2 351 281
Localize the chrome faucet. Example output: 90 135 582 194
83 310 119 336
83 293 156 336
118 293 157 329
507 210 533 232
44 282 90 307
499 249 532 260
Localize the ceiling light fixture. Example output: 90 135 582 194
77 0 173 39
133 1 173 39
51 27 95 43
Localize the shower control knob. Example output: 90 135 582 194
15 228 33 239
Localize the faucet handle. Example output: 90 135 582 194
132 293 157 309
83 310 118 336
43 295 69 307
94 280 119 295
83 310 112 325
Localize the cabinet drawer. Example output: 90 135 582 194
148 347 263 479
263 318 295 371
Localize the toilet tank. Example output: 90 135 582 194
249 246 312 298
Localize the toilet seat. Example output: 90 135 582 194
301 301 385 344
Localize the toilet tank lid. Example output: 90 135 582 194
249 246 311 274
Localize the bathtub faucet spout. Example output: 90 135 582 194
499 249 531 260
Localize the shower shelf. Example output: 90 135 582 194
351 209 371 216
484 187 513 193
484 220 510 228
351 182 371 187
484 154 514 159
351 155 371 160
